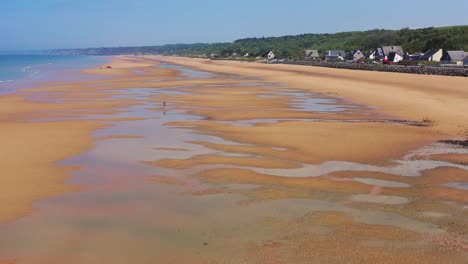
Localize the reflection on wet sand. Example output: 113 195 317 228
0 56 467 263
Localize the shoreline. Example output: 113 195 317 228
0 55 111 95
0 56 155 223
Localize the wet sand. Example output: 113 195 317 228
154 56 468 136
0 55 467 263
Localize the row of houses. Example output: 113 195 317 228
207 51 275 60
413 49 468 65
206 48 467 66
304 47 468 65
305 47 405 63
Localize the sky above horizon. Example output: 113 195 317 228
1 0 467 51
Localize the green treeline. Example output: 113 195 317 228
50 26 468 59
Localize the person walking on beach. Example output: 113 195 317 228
162 101 167 116
161 95 167 114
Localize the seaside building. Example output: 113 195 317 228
367 50 377 60
325 50 346 61
351 50 365 62
267 51 275 60
367 48 387 61
419 49 443 62
406 53 423 61
376 48 385 60
305 50 320 61
381 46 404 63
441 50 467 65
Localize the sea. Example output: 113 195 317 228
0 55 108 95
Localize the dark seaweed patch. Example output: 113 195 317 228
439 140 468 147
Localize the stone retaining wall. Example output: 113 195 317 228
271 61 468 77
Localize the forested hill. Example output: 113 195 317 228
48 26 468 59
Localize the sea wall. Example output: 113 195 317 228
271 61 468 77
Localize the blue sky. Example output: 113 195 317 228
1 0 467 51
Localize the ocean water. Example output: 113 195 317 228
0 55 108 95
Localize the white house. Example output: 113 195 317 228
244 53 250 57
267 51 275 60
391 53 404 63
367 50 377 60
352 50 365 62
367 50 388 61
381 46 404 63
419 49 443 62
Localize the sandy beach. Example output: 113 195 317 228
154 56 468 137
0 56 467 263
